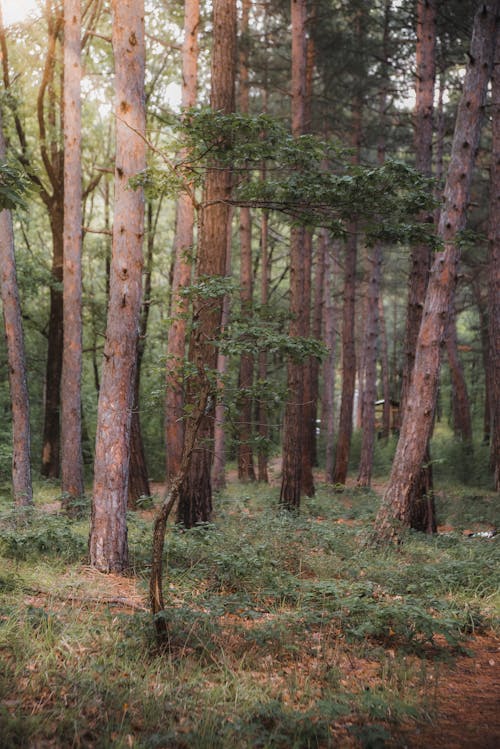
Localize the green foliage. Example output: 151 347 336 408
0 508 87 563
0 160 30 211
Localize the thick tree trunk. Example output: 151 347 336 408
89 0 146 572
0 113 32 506
165 0 199 484
280 0 307 510
61 0 84 509
489 29 500 489
374 0 498 543
177 0 236 527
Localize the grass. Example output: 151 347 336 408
0 478 498 748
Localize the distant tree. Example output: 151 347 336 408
374 0 498 543
61 0 84 509
89 0 146 572
0 112 32 506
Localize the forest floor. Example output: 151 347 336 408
0 464 498 748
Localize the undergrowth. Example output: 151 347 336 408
0 480 498 747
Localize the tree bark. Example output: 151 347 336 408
489 27 500 489
165 0 199 485
89 0 146 572
374 0 498 543
61 0 84 509
397 0 437 531
257 209 270 483
310 232 325 467
0 111 32 506
237 0 256 483
176 0 236 527
280 0 307 510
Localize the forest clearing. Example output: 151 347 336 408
0 0 499 746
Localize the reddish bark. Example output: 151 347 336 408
322 233 339 484
177 0 236 527
310 233 326 467
375 0 498 542
257 209 270 484
280 0 307 509
237 0 256 483
165 0 199 484
89 0 146 572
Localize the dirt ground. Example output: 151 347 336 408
396 633 500 748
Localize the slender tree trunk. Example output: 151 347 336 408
301 230 315 496
89 0 146 572
310 232 325 467
165 0 199 484
177 0 236 527
332 227 357 487
212 216 232 492
128 202 155 508
322 233 338 483
0 111 32 506
257 209 270 483
375 0 498 543
357 242 382 487
61 0 84 509
446 302 473 443
280 0 307 510
489 29 500 489
378 297 391 440
237 0 256 483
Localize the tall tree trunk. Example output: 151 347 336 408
0 111 32 506
280 0 307 510
177 0 236 527
398 0 438 532
61 0 84 509
357 0 390 486
257 209 270 483
374 0 498 543
301 230 315 496
89 0 146 572
165 0 199 484
237 0 256 483
489 28 500 489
